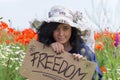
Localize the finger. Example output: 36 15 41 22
57 43 65 54
55 44 59 54
77 54 82 61
57 43 62 54
60 43 64 53
52 45 56 52
77 54 84 61
73 54 78 60
50 44 56 52
52 44 58 54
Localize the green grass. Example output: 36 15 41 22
95 34 120 80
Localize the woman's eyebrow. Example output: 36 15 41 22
63 25 70 27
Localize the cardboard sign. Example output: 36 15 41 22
19 40 96 80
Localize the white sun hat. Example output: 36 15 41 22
31 5 83 31
45 5 83 30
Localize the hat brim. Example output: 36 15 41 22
44 16 81 31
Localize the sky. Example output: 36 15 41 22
0 0 119 31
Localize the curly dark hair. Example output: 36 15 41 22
36 22 84 53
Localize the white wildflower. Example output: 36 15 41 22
10 58 14 60
15 46 21 49
14 58 19 61
15 67 19 70
9 65 12 68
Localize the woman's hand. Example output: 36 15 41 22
73 53 86 61
50 42 65 54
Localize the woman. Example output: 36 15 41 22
32 5 102 80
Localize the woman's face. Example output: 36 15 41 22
53 23 72 44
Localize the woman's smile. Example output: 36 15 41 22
58 38 65 43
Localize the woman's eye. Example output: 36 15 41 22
63 27 69 30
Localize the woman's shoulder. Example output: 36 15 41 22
79 42 95 61
79 42 90 50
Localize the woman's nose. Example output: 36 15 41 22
59 30 64 36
